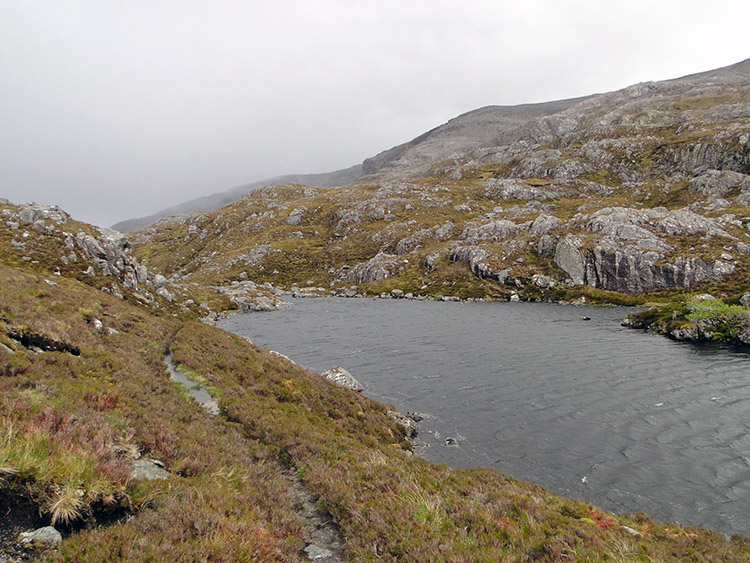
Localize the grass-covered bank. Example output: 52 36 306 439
2 212 750 560
623 294 750 347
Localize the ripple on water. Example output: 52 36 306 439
217 299 750 536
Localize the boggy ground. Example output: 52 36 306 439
2 208 750 561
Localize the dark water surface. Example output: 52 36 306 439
217 298 750 536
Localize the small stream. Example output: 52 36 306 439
164 353 220 416
218 298 750 537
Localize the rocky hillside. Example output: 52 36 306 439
132 59 750 315
114 59 750 234
112 164 363 233
6 203 750 560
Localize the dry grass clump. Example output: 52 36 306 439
49 485 86 526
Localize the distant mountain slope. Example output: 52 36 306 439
361 96 593 176
115 58 750 231
112 164 362 232
132 56 750 310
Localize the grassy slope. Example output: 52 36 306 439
2 218 750 560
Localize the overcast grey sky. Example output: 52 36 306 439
2 1 749 227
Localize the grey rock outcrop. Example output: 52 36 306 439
690 169 750 196
554 235 586 285
347 253 399 284
321 367 364 392
387 411 418 438
554 237 728 293
483 178 561 201
532 274 556 289
450 246 509 282
4 203 166 298
461 219 525 243
395 221 454 255
286 207 307 226
530 214 561 236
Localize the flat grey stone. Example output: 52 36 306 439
304 544 334 560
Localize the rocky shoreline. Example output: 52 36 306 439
621 293 750 347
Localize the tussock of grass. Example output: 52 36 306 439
49 485 86 527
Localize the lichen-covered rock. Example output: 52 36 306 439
461 219 525 243
387 410 418 438
286 207 307 226
334 209 361 231
450 246 508 281
347 253 399 284
18 526 62 551
321 367 364 392
483 178 561 201
532 274 556 289
131 458 169 480
690 169 750 196
554 235 586 285
530 214 561 236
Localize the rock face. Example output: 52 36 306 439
347 253 399 284
552 206 739 292
3 202 168 302
483 178 562 201
386 411 418 438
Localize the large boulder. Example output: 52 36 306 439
321 367 364 393
347 253 399 284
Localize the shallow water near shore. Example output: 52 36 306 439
218 298 750 536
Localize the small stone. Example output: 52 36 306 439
620 525 644 537
304 545 334 560
18 526 62 551
131 458 169 480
